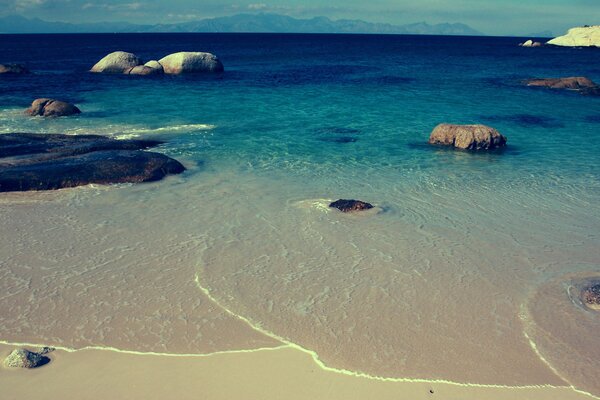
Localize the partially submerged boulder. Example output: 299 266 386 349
125 65 163 76
90 51 142 73
158 52 224 74
26 98 81 117
547 26 600 47
4 349 48 368
0 63 29 74
0 133 185 192
329 199 374 212
525 77 600 96
520 40 542 47
526 77 597 90
428 124 507 150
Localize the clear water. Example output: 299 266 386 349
1 33 599 393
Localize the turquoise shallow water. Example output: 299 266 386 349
1 33 599 393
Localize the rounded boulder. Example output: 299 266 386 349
91 51 142 73
26 98 81 118
158 52 224 74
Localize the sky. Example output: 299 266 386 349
1 0 598 36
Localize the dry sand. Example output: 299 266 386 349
0 343 594 400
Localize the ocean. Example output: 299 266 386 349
1 33 599 395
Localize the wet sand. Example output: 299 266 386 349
0 343 594 400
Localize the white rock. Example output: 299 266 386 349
144 60 164 73
521 39 534 47
158 52 224 74
91 51 142 73
547 26 600 47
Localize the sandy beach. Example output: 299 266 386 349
0 342 595 400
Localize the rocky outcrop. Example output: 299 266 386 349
158 52 224 74
0 63 29 74
26 98 81 117
547 26 600 47
428 124 507 150
90 51 142 73
329 199 374 212
582 284 600 310
520 40 542 47
0 133 185 192
525 77 600 96
4 349 49 368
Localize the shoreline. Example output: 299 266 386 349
0 342 596 400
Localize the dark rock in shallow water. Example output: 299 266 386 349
0 63 29 74
525 77 600 96
318 136 357 143
26 98 81 118
4 349 49 368
329 199 374 212
481 114 564 128
582 284 600 310
0 133 185 192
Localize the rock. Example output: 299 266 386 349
329 199 374 212
90 51 142 73
525 77 600 96
144 60 164 72
26 98 81 117
4 349 48 368
520 40 543 47
526 77 597 90
547 25 600 47
582 284 600 310
428 124 507 150
158 52 224 74
125 65 163 75
0 133 185 192
0 63 29 74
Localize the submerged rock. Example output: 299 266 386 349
547 26 600 47
329 199 374 212
525 77 600 96
0 133 185 192
90 51 142 73
582 284 600 310
0 63 29 74
4 349 48 368
26 98 81 117
428 123 507 150
526 77 597 90
158 52 224 74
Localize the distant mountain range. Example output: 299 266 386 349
0 13 483 36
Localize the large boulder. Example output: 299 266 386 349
0 63 29 74
4 349 48 368
547 26 600 47
428 124 507 150
90 51 142 73
26 98 81 117
0 133 185 192
329 199 374 212
158 52 224 74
